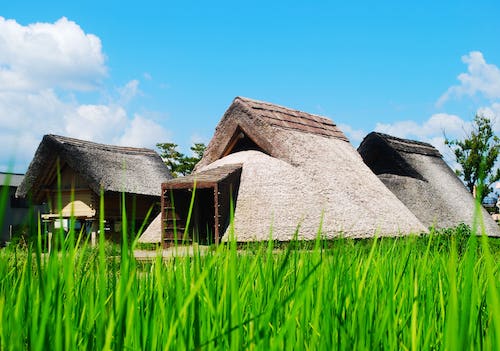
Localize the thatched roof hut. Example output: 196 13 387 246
140 97 425 244
17 135 172 241
358 132 500 236
17 134 171 201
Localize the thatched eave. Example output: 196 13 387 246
368 132 442 157
163 164 242 190
17 135 172 202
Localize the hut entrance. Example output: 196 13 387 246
161 164 242 246
163 188 215 244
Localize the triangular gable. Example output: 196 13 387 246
221 124 273 158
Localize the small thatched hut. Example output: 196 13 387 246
358 132 500 236
140 97 425 244
17 134 172 241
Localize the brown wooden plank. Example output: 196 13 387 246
214 184 219 245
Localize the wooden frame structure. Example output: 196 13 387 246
161 164 242 246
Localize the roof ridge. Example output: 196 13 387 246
370 132 442 157
47 134 157 155
372 132 436 149
234 96 335 125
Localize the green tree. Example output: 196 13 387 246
156 142 206 177
445 114 500 202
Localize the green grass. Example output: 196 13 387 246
0 222 499 350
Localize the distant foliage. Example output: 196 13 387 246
445 114 500 202
156 142 206 177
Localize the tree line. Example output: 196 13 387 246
446 114 500 202
156 142 206 178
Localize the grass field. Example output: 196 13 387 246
0 221 499 350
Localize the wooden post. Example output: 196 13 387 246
161 185 165 247
48 231 52 253
91 231 96 247
214 184 219 245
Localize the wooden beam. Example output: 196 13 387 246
162 181 217 190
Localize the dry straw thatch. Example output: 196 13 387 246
358 132 500 236
141 97 426 243
17 134 172 201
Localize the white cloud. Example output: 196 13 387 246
477 102 500 131
0 92 171 171
0 89 69 168
0 89 68 131
0 127 46 173
63 104 128 142
0 17 106 92
438 51 500 106
375 113 471 167
117 115 171 148
0 17 172 172
375 113 469 141
117 79 141 105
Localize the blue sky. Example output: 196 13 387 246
1 0 500 173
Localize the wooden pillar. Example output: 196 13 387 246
161 185 166 247
48 231 52 253
91 231 97 247
91 220 97 247
214 184 219 245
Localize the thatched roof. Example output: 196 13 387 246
196 96 348 169
138 212 163 243
141 97 427 243
200 140 425 242
358 132 500 236
374 133 442 157
17 134 172 202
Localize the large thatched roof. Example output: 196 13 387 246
141 97 426 243
358 132 500 236
195 96 349 169
17 134 172 202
